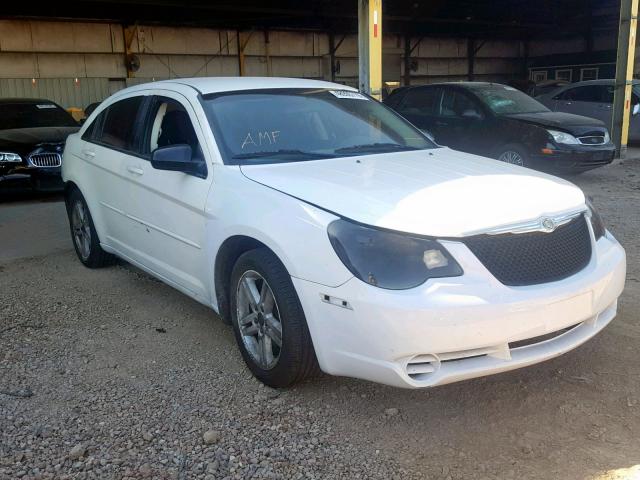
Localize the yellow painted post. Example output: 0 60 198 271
358 0 382 100
612 0 638 157
622 0 638 148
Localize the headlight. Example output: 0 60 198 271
327 219 463 290
586 198 606 240
603 130 611 144
547 129 580 145
0 152 22 163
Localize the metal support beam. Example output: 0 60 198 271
403 36 423 86
123 25 138 79
328 33 346 82
467 39 486 81
358 0 382 100
264 30 272 76
611 0 638 158
467 38 475 81
237 30 253 77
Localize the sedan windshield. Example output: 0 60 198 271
202 88 435 164
470 84 550 115
0 102 78 130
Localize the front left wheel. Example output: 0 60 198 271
230 248 320 387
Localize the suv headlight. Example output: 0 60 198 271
547 129 580 145
327 219 463 290
586 198 606 240
0 152 22 163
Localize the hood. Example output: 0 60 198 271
240 148 586 238
505 111 606 134
0 127 79 155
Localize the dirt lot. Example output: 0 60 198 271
1 159 640 480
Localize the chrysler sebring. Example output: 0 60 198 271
61 78 626 388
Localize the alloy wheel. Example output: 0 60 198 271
71 200 91 260
498 150 525 166
235 270 283 370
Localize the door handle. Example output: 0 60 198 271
127 166 144 176
435 121 449 126
81 149 95 159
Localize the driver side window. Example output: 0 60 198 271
144 97 202 161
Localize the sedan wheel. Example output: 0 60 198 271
66 189 115 268
498 149 525 166
235 270 283 370
71 200 92 260
229 248 320 387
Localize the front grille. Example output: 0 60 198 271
29 153 62 167
463 215 592 286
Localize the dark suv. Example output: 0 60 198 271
385 82 615 173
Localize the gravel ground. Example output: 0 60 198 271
2 159 640 480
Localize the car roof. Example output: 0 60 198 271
401 82 507 90
0 98 61 105
124 77 357 95
561 79 640 86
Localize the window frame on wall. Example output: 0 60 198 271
530 70 548 83
580 67 599 81
555 69 572 82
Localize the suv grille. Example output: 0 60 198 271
30 153 62 167
463 215 592 286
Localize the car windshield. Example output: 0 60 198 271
471 84 550 115
202 88 435 164
0 102 78 130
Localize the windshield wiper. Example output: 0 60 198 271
334 143 419 154
232 149 331 160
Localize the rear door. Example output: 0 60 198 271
79 94 148 256
393 86 443 136
120 90 213 301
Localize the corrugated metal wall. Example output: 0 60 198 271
0 78 111 109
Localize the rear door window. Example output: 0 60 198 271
398 87 442 115
92 96 145 153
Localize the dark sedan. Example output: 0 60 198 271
385 82 615 173
0 98 79 192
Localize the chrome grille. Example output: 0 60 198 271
29 153 62 167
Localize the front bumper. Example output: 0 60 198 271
294 231 626 388
0 166 63 192
530 144 615 173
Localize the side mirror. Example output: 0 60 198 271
633 103 640 116
151 144 206 178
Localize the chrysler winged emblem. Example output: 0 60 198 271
541 217 556 232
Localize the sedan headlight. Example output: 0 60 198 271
547 129 580 145
327 219 463 290
586 198 606 240
0 152 22 163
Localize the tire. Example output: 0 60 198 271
66 189 115 268
496 144 529 167
230 248 320 387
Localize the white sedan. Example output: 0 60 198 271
61 77 626 389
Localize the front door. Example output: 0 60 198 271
121 91 213 301
433 87 490 154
